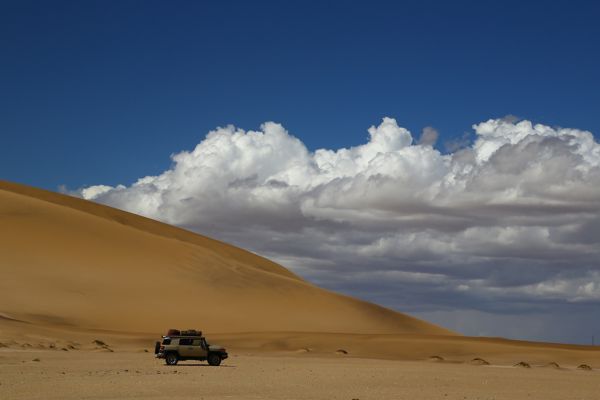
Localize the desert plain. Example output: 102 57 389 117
1 180 600 399
2 348 600 400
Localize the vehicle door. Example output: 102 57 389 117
190 338 208 358
177 338 195 357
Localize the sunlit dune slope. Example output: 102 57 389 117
0 180 454 335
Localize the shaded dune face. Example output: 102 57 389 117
0 180 454 336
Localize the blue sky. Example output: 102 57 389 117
3 1 600 344
2 0 599 190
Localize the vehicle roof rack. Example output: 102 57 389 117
166 329 202 337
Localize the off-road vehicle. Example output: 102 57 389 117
154 329 228 366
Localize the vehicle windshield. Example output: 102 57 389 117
162 338 171 345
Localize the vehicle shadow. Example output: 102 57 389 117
165 364 236 368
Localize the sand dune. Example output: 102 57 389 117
0 180 451 335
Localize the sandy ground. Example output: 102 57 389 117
1 349 599 400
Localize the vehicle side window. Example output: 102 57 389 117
179 338 193 346
162 338 171 345
192 339 203 346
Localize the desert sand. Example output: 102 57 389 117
1 180 600 399
0 180 450 335
1 350 599 400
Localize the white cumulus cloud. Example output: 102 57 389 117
80 117 600 343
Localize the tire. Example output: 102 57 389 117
207 353 221 366
154 341 160 355
165 353 179 365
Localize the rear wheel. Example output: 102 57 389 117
207 353 221 366
165 353 178 365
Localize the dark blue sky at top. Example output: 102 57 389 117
1 0 599 191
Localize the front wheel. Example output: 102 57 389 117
165 353 178 365
207 353 221 366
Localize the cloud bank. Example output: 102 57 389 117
81 117 600 343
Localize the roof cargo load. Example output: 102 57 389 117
181 329 202 336
166 329 180 336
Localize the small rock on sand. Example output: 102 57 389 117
335 349 348 355
514 361 531 368
296 348 311 353
470 358 490 366
543 362 561 369
577 364 592 371
92 339 113 352
428 356 444 362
